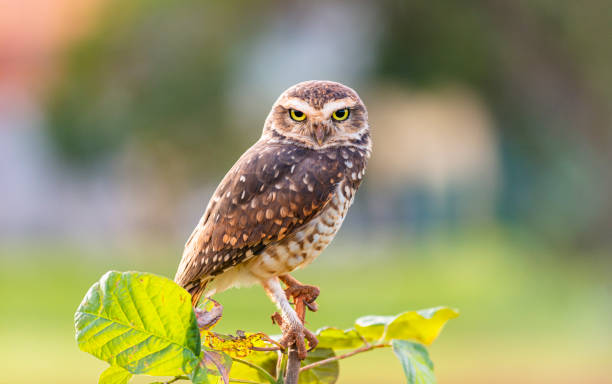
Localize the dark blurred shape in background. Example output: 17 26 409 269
1 1 610 383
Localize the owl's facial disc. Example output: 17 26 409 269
264 81 369 149
283 99 354 146
269 97 363 147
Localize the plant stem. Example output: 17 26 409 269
229 379 265 384
250 346 281 352
232 357 277 384
284 298 307 384
284 347 301 384
299 344 390 372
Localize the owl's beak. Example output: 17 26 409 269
312 124 328 146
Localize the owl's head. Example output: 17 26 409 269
263 80 370 149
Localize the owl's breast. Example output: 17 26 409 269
246 179 356 280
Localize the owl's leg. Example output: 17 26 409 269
262 277 318 359
279 274 320 312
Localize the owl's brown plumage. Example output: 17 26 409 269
175 80 371 314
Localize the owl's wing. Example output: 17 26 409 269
175 141 343 294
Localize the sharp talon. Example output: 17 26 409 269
305 301 318 312
304 328 318 352
284 283 320 311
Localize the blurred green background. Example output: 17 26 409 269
1 0 611 383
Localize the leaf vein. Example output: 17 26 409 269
77 310 195 354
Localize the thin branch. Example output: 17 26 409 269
229 379 266 384
284 298 307 384
357 332 371 348
259 335 284 349
232 357 277 384
300 344 390 372
250 346 281 352
285 347 301 384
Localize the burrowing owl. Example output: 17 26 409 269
175 80 371 358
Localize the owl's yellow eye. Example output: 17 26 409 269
289 109 306 121
332 108 350 121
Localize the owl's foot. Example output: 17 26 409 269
285 284 319 312
271 312 318 360
279 275 320 312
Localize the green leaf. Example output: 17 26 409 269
315 327 364 349
229 351 277 384
75 271 202 377
391 340 435 384
385 307 459 344
200 347 232 384
353 315 393 343
189 359 213 384
355 307 458 344
299 348 338 384
99 365 132 384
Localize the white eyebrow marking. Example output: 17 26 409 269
321 99 355 117
283 98 315 115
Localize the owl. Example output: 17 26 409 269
175 80 371 359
